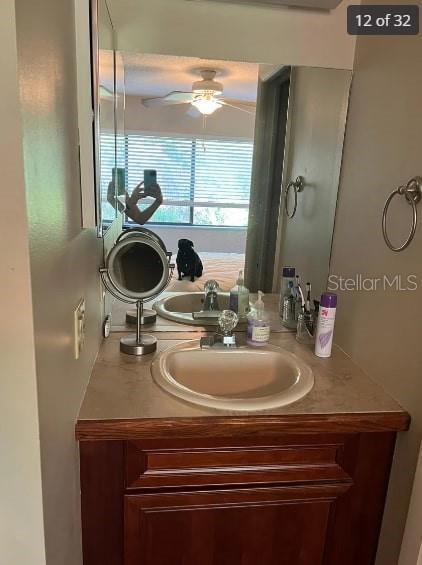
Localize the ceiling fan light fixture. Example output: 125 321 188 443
192 70 223 95
192 82 223 95
191 95 223 115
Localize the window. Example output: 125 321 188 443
101 133 254 227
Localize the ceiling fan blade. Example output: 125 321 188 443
142 91 193 108
186 105 202 119
220 101 256 115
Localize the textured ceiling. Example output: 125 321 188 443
100 51 262 102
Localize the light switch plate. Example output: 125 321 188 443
74 298 86 359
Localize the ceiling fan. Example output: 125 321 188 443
141 69 255 117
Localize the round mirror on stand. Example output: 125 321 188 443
100 228 174 355
118 228 169 326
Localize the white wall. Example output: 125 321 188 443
0 2 46 563
108 0 356 70
14 0 104 564
148 224 247 254
124 94 256 139
329 1 422 561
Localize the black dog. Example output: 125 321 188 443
176 239 203 282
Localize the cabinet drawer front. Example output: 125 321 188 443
126 441 350 489
124 485 349 565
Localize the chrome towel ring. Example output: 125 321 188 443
285 176 305 219
382 176 422 252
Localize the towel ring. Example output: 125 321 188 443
382 176 422 252
285 176 305 219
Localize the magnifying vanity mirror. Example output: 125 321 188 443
100 229 174 354
88 0 352 334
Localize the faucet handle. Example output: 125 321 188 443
218 310 239 336
204 279 220 294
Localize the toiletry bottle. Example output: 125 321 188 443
281 268 297 328
279 266 295 318
294 275 303 321
247 291 271 347
306 282 312 313
229 270 250 320
296 281 315 345
314 293 337 358
282 281 296 328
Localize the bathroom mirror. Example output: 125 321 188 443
91 0 126 236
88 1 352 330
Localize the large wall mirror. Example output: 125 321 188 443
89 0 352 328
91 0 126 235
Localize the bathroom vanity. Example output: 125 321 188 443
76 332 409 565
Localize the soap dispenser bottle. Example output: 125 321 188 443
247 291 271 347
229 270 250 320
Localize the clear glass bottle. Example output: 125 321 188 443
294 275 303 321
229 270 250 320
247 291 271 347
296 311 315 345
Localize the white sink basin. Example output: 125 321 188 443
153 292 232 326
151 340 314 411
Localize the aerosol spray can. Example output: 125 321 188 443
314 293 337 358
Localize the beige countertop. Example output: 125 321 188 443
77 331 408 439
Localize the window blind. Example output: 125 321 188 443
101 132 254 226
193 138 253 207
126 135 193 204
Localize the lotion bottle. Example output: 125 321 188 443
229 270 250 320
314 293 337 358
247 291 271 347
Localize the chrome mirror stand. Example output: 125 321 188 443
117 229 171 326
100 246 174 356
100 266 174 355
120 300 158 355
125 307 156 326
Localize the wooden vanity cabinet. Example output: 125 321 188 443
79 428 399 565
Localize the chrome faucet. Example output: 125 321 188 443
200 310 239 349
203 279 221 311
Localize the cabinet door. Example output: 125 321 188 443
125 484 348 565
